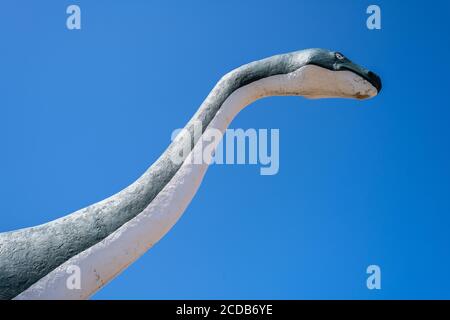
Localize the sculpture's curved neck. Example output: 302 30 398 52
17 62 320 299
1 52 313 300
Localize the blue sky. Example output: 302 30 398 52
1 0 450 299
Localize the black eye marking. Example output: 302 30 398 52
335 52 345 61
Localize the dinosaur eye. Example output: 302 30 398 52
335 53 345 60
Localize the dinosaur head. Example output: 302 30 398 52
288 48 382 100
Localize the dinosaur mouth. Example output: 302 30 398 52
340 65 382 93
365 71 382 93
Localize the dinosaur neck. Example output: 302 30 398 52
0 54 310 299
13 61 313 299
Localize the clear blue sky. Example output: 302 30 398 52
1 0 449 299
